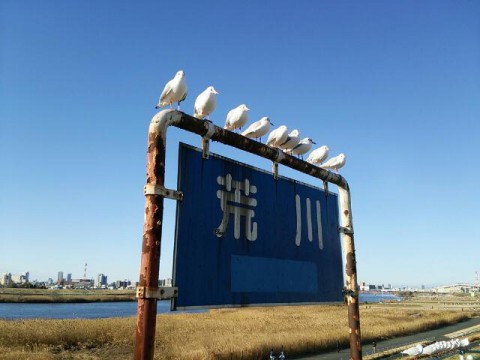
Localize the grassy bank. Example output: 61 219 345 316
0 288 136 303
0 297 478 360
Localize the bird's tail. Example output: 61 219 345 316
193 108 200 119
156 100 168 109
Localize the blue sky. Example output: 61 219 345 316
1 1 479 287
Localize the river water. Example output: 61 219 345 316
0 293 400 320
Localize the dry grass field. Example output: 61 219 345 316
0 294 479 360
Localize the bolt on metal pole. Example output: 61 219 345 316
134 110 362 360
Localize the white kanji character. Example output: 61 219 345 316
215 174 258 241
295 195 323 249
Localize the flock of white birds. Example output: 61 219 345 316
155 70 346 173
401 338 469 357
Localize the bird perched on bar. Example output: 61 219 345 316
286 138 315 159
224 104 250 132
279 129 300 152
241 117 273 141
319 153 346 173
155 70 188 110
193 86 219 120
306 145 330 165
266 125 289 148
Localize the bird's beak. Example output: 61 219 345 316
246 107 250 111
214 90 219 94
312 141 317 144
270 122 275 126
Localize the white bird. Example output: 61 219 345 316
306 145 330 165
224 104 250 131
266 125 289 148
193 86 219 120
319 153 346 173
459 338 470 347
279 129 300 150
422 344 439 355
401 344 423 356
155 70 188 110
241 117 273 141
287 138 315 159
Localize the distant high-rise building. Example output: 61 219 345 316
57 271 64 285
11 272 29 284
66 273 72 283
96 274 108 288
0 273 11 286
159 278 173 287
115 280 131 289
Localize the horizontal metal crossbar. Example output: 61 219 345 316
149 110 349 192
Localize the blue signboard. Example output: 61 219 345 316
172 143 343 309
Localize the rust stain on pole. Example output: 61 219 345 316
346 245 362 359
134 128 166 360
134 110 362 360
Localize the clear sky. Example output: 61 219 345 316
1 1 479 287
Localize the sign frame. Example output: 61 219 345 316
134 109 362 360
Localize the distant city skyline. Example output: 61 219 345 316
1 267 475 290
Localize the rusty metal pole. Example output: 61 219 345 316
134 111 179 360
338 186 362 360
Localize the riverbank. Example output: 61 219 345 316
0 294 479 359
0 288 136 303
0 288 397 305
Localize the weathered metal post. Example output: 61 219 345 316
134 111 180 360
338 186 362 360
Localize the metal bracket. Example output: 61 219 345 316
144 184 183 201
158 286 178 299
272 149 285 180
274 148 285 163
342 288 358 298
202 121 216 159
202 137 210 159
136 286 178 300
272 162 279 180
136 286 159 299
338 226 353 235
323 181 329 196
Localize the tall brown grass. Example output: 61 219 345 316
0 302 477 360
